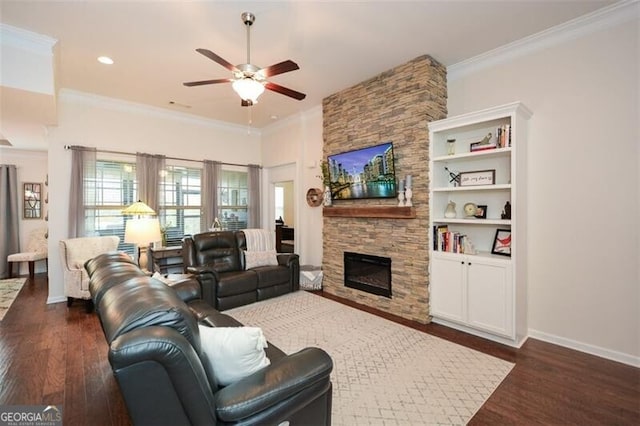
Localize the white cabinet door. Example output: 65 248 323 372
466 258 513 337
430 254 465 323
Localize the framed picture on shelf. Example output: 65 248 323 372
491 229 511 256
474 205 487 219
459 169 495 187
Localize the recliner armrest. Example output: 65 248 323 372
276 253 299 268
169 278 201 303
214 347 333 422
185 268 219 307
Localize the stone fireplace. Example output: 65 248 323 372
322 55 447 324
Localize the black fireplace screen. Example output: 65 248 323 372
344 252 392 298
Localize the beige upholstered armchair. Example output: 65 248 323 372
59 236 120 308
7 227 48 279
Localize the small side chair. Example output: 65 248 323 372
7 227 48 279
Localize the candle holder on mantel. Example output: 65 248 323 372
397 190 405 207
404 186 413 207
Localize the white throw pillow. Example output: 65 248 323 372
244 250 278 269
151 272 174 285
198 325 271 386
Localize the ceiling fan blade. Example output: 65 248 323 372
265 82 306 101
259 60 299 78
196 48 239 72
183 78 233 87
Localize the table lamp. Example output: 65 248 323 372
123 201 161 271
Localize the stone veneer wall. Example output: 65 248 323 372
322 55 447 323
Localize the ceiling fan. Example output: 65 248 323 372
183 12 306 107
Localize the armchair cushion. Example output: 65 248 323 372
198 325 270 386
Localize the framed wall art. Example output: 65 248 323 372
491 228 511 256
23 182 42 219
459 169 495 187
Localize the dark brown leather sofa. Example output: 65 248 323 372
183 231 300 311
86 251 333 426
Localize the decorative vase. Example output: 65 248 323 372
444 201 457 218
323 185 332 207
447 138 456 155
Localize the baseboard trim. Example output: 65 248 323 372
528 329 640 368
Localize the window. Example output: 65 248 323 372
218 170 248 231
86 160 137 254
84 159 251 248
158 165 202 245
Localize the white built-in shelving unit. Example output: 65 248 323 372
428 102 531 347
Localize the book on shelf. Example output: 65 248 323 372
433 225 469 254
496 124 511 148
470 142 497 152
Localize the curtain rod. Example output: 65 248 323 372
63 145 260 168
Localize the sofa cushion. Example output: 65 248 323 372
244 250 278 269
217 270 258 297
253 265 290 289
198 325 271 386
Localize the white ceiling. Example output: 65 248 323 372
0 0 616 143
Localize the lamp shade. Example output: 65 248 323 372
124 218 161 247
122 200 156 216
232 78 265 103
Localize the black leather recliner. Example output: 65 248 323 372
183 231 300 311
86 252 333 426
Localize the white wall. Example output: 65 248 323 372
261 106 324 266
45 90 261 303
0 147 48 276
448 18 639 363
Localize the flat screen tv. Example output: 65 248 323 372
327 142 397 200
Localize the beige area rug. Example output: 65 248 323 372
0 277 26 321
228 291 514 425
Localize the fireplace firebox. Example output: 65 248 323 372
344 252 392 298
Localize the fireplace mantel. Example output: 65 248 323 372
323 206 416 219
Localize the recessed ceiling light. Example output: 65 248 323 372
270 115 278 120
97 56 114 65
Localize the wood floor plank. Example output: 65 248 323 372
0 274 637 426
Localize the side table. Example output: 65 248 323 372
148 245 184 274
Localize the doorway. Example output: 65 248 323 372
274 181 295 252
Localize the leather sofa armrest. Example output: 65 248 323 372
276 253 299 268
277 253 300 292
214 347 333 422
185 268 219 308
169 278 202 303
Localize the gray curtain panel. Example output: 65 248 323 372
247 164 261 228
136 153 165 213
0 164 20 279
68 146 97 237
202 160 221 232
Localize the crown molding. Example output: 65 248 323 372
0 23 57 56
448 0 640 81
59 89 258 135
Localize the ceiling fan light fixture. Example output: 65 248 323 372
232 78 265 103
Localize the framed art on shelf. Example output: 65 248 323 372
491 229 511 256
474 205 487 219
459 169 495 187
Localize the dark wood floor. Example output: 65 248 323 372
1 274 638 425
